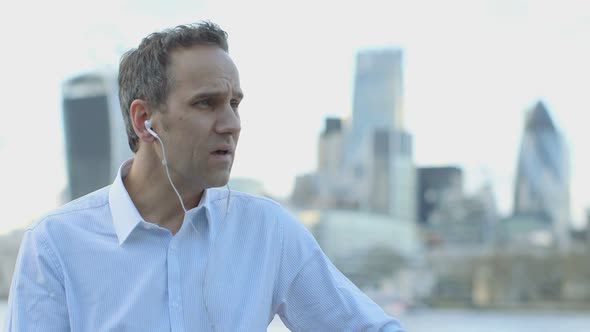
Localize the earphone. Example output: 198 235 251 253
144 118 231 214
143 117 231 332
145 119 167 166
144 119 158 137
144 118 185 211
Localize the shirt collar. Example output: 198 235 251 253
186 186 214 235
109 158 142 245
109 158 214 245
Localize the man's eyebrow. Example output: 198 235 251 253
189 90 244 100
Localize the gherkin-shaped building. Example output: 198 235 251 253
513 101 570 247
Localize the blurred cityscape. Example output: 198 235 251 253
2 47 590 316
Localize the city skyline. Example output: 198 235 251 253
1 0 590 234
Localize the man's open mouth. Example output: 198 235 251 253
212 149 230 155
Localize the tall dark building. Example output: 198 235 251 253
417 167 463 225
322 118 342 137
62 72 131 202
513 101 570 247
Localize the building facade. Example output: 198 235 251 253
417 166 464 225
62 71 131 202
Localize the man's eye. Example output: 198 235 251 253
194 100 212 108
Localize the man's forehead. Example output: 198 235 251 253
169 45 237 73
194 82 243 98
168 45 241 94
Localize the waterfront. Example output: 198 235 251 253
3 300 589 331
268 309 590 332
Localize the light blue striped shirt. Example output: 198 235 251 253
5 160 405 331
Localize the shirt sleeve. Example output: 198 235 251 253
4 226 70 331
272 209 405 332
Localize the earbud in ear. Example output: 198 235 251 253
144 119 159 138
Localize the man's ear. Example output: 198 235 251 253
129 99 156 143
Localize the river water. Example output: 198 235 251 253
268 308 590 332
2 300 589 331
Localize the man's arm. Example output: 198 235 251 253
4 226 70 331
272 209 405 332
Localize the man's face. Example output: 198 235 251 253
153 45 242 190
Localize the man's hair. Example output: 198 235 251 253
118 21 229 152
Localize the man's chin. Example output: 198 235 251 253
206 173 231 188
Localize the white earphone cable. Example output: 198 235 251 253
148 121 235 331
152 133 188 214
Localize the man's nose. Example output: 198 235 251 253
215 104 241 134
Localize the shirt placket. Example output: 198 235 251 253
167 235 185 331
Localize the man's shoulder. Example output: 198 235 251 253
27 186 111 233
209 188 282 209
211 188 310 232
208 188 296 223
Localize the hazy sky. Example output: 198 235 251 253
1 0 589 234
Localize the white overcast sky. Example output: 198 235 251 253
1 0 589 234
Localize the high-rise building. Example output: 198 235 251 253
62 71 131 202
417 166 464 225
318 118 344 176
513 101 570 248
417 167 500 247
369 129 415 221
428 185 498 246
344 48 415 220
346 49 404 167
292 48 415 221
316 118 357 208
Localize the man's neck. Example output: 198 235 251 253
123 152 204 235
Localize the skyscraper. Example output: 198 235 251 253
345 49 414 220
513 101 570 248
318 118 344 176
317 118 352 208
370 129 415 221
62 71 131 202
346 49 404 167
294 48 415 221
417 166 464 225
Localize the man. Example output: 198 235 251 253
5 22 405 331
